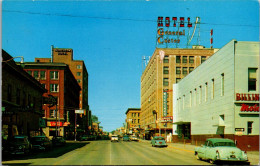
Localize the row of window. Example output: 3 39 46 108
163 55 207 64
27 70 59 80
131 119 140 124
132 113 140 117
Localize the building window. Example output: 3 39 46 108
176 78 181 83
50 71 59 80
212 79 215 99
183 56 187 63
205 82 208 102
221 73 224 96
50 110 56 118
163 78 169 86
176 67 181 74
77 65 82 69
164 56 169 63
7 84 12 102
77 72 81 76
194 89 197 106
50 84 59 92
33 71 39 79
27 70 32 76
163 66 169 74
183 67 188 75
77 79 81 83
199 86 202 104
201 56 207 63
190 91 192 107
189 56 194 64
16 88 20 105
40 71 46 79
247 121 253 134
176 56 181 63
248 68 257 91
41 84 46 89
189 67 194 73
183 95 185 109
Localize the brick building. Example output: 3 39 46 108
2 50 46 138
125 108 141 135
141 46 218 140
21 62 81 138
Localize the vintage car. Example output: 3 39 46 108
31 135 52 151
123 135 130 141
111 135 119 142
151 136 167 147
194 138 249 164
52 136 66 146
130 135 138 141
4 135 32 155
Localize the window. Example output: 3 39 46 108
163 66 169 74
247 121 253 134
16 88 20 105
164 56 169 63
50 110 56 118
201 56 207 63
190 91 192 107
176 56 181 63
40 71 46 79
248 68 257 91
212 79 215 99
183 56 187 63
7 84 12 102
183 67 188 75
221 73 224 96
41 84 46 89
163 78 169 86
33 71 39 79
194 89 197 106
189 56 194 63
50 84 59 92
50 71 59 80
176 78 181 83
189 67 194 73
77 65 82 69
205 82 208 102
27 70 32 75
183 95 185 109
77 79 81 83
199 86 202 104
176 67 181 74
77 72 81 76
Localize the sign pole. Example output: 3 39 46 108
75 111 77 141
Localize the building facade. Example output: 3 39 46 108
2 50 46 138
141 47 217 139
21 62 81 138
173 40 259 151
125 108 141 135
35 46 90 134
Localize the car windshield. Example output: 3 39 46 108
155 137 164 140
214 142 236 147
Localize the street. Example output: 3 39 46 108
2 140 210 165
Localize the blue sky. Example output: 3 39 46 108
2 0 259 132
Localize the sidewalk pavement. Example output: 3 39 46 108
140 139 259 165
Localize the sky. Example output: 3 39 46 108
2 0 259 132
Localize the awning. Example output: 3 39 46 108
173 121 191 125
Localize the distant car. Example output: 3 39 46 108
4 135 31 155
80 135 89 141
130 135 138 141
151 136 167 147
123 135 130 141
111 135 119 142
194 138 249 164
31 136 52 151
52 136 66 146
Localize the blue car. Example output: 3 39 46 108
123 135 130 141
151 136 167 147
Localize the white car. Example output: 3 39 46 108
111 135 119 142
130 135 138 141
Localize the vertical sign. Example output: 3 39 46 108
163 92 168 117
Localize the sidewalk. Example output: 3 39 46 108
140 140 259 165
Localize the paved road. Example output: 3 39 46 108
1 140 212 165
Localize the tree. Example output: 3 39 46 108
91 115 98 123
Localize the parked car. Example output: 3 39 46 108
151 136 167 147
111 135 119 142
123 135 130 141
130 135 138 141
4 135 31 155
194 138 249 164
79 135 89 141
52 136 66 146
31 135 52 151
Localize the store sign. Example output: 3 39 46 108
240 104 259 112
161 116 173 123
48 121 63 127
236 93 259 101
55 49 72 55
163 92 168 117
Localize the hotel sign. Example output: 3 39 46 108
163 92 168 117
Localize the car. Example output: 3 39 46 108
194 138 249 164
79 135 89 141
111 135 119 142
52 136 66 146
151 136 167 147
4 135 31 155
31 135 52 151
130 135 138 141
123 135 130 141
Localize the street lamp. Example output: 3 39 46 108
3 56 25 68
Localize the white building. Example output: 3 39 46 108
173 40 259 151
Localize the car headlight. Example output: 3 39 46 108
242 151 248 160
216 150 220 159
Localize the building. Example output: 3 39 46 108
35 46 90 134
125 108 141 135
21 62 81 138
173 40 259 151
141 47 217 139
2 50 46 138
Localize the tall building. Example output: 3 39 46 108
141 46 217 140
35 46 90 134
21 62 81 138
173 40 259 151
125 108 141 135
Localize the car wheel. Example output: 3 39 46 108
209 159 215 164
195 152 201 160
